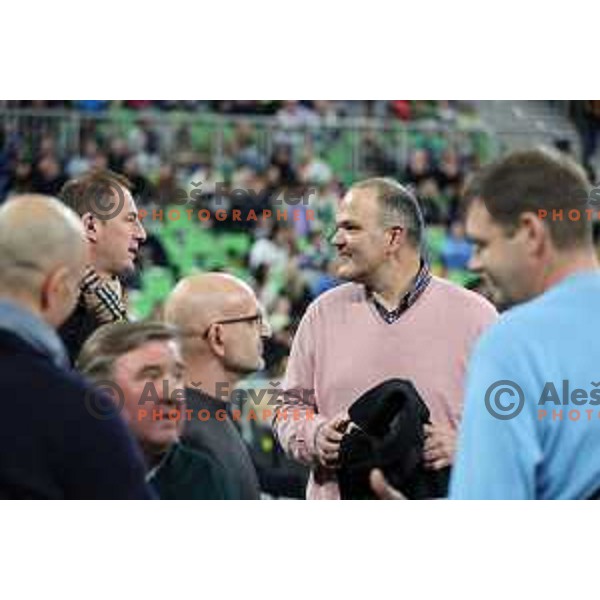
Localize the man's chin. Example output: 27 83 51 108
336 265 357 281
488 284 524 312
144 436 177 460
118 259 137 278
243 360 264 375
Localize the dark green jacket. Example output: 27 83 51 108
148 442 233 500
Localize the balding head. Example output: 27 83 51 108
0 195 88 327
164 273 269 383
165 273 257 335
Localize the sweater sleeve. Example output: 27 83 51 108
273 304 327 466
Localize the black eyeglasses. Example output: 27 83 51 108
206 313 265 338
182 313 265 340
215 313 263 327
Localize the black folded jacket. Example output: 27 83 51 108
337 378 449 500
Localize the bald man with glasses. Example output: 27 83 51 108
164 273 271 499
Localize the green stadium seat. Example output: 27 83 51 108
219 232 251 258
140 266 175 300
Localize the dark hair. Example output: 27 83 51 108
470 148 592 249
59 169 132 217
77 321 179 381
351 177 424 248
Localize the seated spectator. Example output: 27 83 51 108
298 146 333 186
66 139 101 178
417 178 446 224
91 152 110 171
435 149 464 221
309 259 342 299
269 145 298 186
78 321 231 499
440 221 473 272
154 163 179 206
123 155 154 204
249 223 290 273
275 101 319 147
31 156 67 196
107 138 130 173
404 148 433 188
575 100 600 174
36 136 59 163
6 161 33 197
362 129 397 176
229 120 265 171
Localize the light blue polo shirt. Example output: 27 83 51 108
450 270 600 499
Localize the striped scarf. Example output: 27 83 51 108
79 267 128 325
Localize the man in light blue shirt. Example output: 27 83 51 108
372 147 600 499
451 271 600 499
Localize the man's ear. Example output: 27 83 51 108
206 323 226 359
40 266 77 327
39 271 54 313
39 266 64 314
82 212 98 243
387 226 408 253
519 212 549 257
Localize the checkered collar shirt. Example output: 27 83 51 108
366 261 432 324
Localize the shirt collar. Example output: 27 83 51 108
0 299 69 368
146 442 178 483
366 260 432 323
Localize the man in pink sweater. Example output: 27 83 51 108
274 177 497 499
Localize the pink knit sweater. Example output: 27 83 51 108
275 277 497 499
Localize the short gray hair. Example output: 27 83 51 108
77 321 180 381
351 177 425 248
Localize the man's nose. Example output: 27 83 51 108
135 219 147 242
331 229 344 247
468 253 481 273
160 378 185 405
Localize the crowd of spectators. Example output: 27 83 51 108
0 102 483 381
0 100 478 119
568 100 600 182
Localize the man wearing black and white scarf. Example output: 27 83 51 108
57 169 146 363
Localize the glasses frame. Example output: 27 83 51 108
204 313 264 338
179 313 264 341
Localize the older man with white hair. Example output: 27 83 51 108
0 194 151 499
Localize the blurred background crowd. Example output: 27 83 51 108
1 100 597 496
